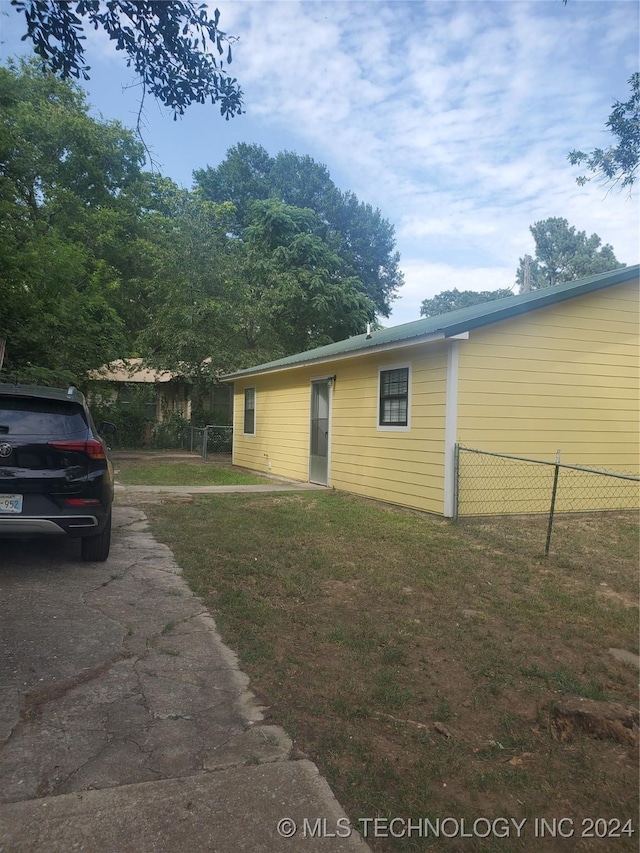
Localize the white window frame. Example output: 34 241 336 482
377 362 411 432
243 387 256 436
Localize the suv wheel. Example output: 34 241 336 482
81 511 112 562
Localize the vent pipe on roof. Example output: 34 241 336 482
366 323 372 339
521 255 532 294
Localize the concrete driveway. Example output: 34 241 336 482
0 502 368 852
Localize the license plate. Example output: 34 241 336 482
0 494 22 513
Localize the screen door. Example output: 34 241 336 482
309 380 330 485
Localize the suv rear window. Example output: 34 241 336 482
0 398 88 436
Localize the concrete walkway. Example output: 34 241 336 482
0 502 367 852
116 482 326 495
113 450 328 496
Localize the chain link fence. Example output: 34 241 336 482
184 425 233 460
455 445 639 555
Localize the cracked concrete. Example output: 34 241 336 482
0 501 368 851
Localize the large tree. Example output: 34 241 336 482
0 60 148 382
135 186 238 401
193 144 404 318
10 0 243 120
568 73 639 193
229 199 377 360
515 217 625 291
0 62 392 390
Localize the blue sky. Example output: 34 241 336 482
1 0 638 325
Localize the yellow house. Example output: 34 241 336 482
224 265 639 517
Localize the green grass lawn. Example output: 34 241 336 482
114 458 269 486
145 492 639 852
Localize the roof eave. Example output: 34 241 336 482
222 330 449 381
441 268 638 337
222 264 639 382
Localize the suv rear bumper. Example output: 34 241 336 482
0 514 102 537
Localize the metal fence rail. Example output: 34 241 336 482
455 445 640 555
186 425 233 460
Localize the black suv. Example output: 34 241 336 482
0 384 115 562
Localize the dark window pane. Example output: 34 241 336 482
381 398 407 425
379 368 409 426
243 388 255 434
0 398 87 435
381 369 408 397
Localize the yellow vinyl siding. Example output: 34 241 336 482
233 372 313 481
329 345 447 514
457 278 639 513
232 343 448 515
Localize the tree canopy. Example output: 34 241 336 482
0 62 401 392
233 199 377 356
0 59 149 383
568 73 639 193
193 143 404 317
420 288 513 318
515 217 625 291
10 0 243 119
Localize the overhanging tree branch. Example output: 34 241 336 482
11 0 244 119
568 73 639 193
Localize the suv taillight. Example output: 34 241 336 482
49 440 106 460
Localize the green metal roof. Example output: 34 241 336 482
223 264 639 380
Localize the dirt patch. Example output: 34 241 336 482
549 696 639 746
597 586 639 608
608 647 640 669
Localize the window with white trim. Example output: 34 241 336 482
378 366 410 429
243 387 255 435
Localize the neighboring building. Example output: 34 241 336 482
224 265 639 517
88 359 233 425
87 359 192 422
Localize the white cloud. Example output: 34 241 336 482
390 259 517 325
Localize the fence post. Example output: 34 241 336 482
453 443 460 521
202 426 208 462
545 450 561 556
